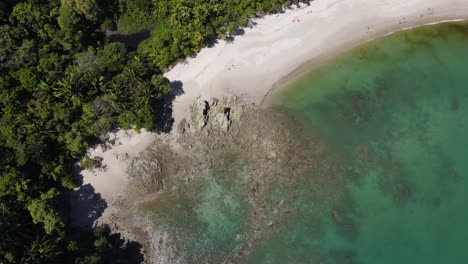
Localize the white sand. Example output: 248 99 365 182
72 129 157 227
81 129 157 202
78 0 468 227
165 0 468 128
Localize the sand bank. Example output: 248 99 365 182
77 0 468 228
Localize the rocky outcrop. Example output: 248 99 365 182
127 158 164 192
116 96 345 264
179 96 244 135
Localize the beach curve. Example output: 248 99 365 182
165 0 468 126
78 0 468 233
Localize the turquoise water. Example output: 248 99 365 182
144 151 250 263
144 22 468 263
262 22 468 263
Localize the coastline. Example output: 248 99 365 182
75 0 468 240
165 0 468 127
262 18 468 106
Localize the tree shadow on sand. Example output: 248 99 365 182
154 80 185 133
68 183 107 230
68 171 145 263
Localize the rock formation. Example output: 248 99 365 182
179 95 244 135
111 96 345 264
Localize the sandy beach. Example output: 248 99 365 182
71 129 158 228
76 0 468 228
166 0 468 127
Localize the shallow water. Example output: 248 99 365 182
144 151 250 263
142 22 468 263
264 21 468 263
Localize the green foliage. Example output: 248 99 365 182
23 235 63 262
80 156 94 170
97 42 127 72
28 189 65 234
61 174 79 189
76 49 104 78
0 198 61 263
116 0 158 33
72 0 102 22
58 0 84 48
14 68 38 91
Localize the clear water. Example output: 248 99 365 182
145 22 468 263
144 151 250 263
262 21 468 263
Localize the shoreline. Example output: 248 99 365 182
165 0 468 129
73 0 468 241
261 18 468 106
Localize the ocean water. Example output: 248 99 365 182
144 21 468 263
262 21 468 263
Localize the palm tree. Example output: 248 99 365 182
23 235 62 263
136 83 158 108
